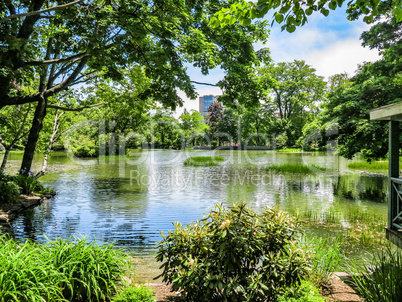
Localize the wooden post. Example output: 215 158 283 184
389 120 399 229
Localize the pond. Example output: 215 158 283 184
3 150 388 256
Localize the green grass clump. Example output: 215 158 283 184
277 148 303 153
264 163 326 174
112 285 156 302
184 156 225 166
352 248 402 302
0 234 128 302
348 161 388 171
277 280 325 302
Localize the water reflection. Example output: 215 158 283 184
7 150 388 255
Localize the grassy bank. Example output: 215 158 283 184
348 161 388 171
184 156 225 166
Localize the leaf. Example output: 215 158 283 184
275 14 284 23
286 25 296 33
320 8 330 16
241 18 252 26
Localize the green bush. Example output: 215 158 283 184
156 203 311 302
277 280 325 302
113 285 156 302
13 174 43 195
0 235 128 302
0 180 20 203
352 247 402 302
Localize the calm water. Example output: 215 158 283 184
4 150 388 255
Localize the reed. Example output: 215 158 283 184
264 163 326 174
184 156 225 166
348 161 388 170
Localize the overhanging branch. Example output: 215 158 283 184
0 0 84 23
190 81 218 87
47 102 109 112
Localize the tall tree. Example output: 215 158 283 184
302 14 401 160
0 0 269 174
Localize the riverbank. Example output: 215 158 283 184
0 193 55 233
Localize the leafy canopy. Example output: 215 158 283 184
209 0 402 33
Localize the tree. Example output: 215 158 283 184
210 0 402 33
303 15 401 160
260 60 326 146
207 101 224 145
0 0 269 174
179 110 209 146
0 103 33 171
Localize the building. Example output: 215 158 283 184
199 95 218 117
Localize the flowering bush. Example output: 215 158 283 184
156 203 311 302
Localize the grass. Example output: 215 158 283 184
351 247 402 302
276 148 303 152
184 156 225 166
0 235 129 302
264 163 326 173
348 161 388 171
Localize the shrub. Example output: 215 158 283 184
13 174 43 195
351 247 402 302
277 280 325 302
183 156 224 166
113 285 156 302
0 180 20 203
156 203 311 302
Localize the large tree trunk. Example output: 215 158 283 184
20 96 47 175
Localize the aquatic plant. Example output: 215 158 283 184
156 203 311 301
348 161 388 171
264 163 326 174
183 156 224 166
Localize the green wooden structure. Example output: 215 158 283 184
370 101 402 248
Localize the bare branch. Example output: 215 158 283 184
47 102 109 112
0 0 84 23
190 81 218 87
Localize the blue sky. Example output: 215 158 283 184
176 8 380 115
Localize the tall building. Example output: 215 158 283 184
199 95 218 117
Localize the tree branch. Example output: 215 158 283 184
24 52 88 67
0 0 84 23
47 102 108 112
190 81 218 87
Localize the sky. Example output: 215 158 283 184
175 8 381 116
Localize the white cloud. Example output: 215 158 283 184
305 39 380 79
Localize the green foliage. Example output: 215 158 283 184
156 203 311 302
13 174 43 195
0 235 128 302
277 280 325 302
264 164 326 174
183 156 225 166
303 237 342 285
112 285 156 302
0 180 19 203
352 248 402 302
304 15 402 161
210 0 401 33
348 161 388 170
70 135 99 158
